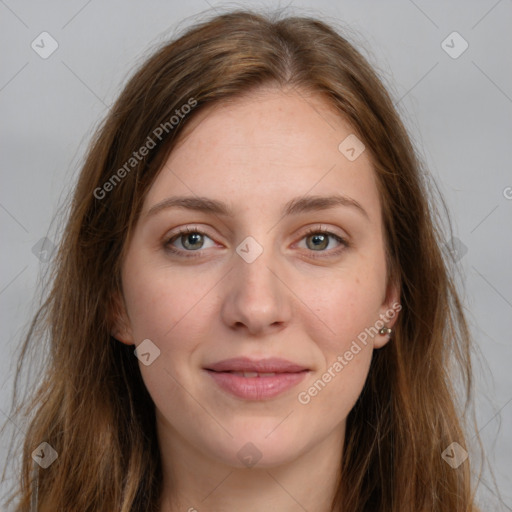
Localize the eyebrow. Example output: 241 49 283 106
145 194 369 220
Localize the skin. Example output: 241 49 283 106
114 86 399 512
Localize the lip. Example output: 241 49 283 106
205 356 309 373
204 357 310 400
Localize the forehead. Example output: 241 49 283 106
143 87 381 220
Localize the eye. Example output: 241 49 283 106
296 228 348 255
163 225 349 259
165 227 217 254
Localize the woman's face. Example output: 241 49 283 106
116 87 399 469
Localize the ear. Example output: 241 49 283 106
108 291 135 346
374 279 401 349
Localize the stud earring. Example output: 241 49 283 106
379 327 393 335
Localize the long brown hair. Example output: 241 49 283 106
3 8 481 511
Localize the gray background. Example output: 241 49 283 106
1 0 511 509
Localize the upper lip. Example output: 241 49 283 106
205 357 309 373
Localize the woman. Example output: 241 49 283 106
4 9 481 511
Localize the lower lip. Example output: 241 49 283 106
205 370 308 400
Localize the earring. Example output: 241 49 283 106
379 327 393 335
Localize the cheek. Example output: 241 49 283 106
122 269 216 406
298 258 387 356
303 346 373 417
122 264 216 344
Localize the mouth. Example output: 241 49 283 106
216 371 284 378
204 357 310 400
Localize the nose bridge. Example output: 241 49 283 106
221 234 291 333
234 234 280 301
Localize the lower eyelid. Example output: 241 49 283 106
165 231 216 250
296 232 347 247
164 229 348 256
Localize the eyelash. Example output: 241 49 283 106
164 226 349 259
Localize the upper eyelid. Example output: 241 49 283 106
294 229 349 250
165 225 348 249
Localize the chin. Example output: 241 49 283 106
209 422 309 469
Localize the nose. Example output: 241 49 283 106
220 244 293 337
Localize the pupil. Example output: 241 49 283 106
308 234 328 250
184 232 203 249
